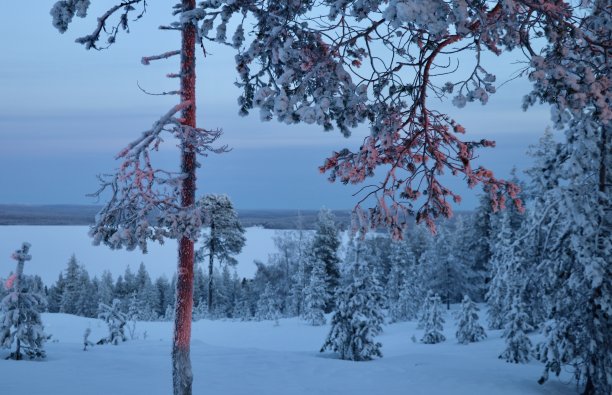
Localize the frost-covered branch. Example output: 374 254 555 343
51 0 148 49
88 103 228 252
141 50 181 65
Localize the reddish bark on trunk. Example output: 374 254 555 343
173 1 197 394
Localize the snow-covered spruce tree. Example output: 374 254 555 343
269 230 300 316
417 289 434 330
0 243 47 360
464 193 497 301
310 208 342 313
98 299 127 346
455 295 486 345
363 236 393 288
321 241 385 361
531 101 611 391
47 272 65 313
486 171 527 328
233 279 254 321
212 264 240 319
499 296 533 364
520 3 610 388
302 257 327 326
60 254 82 315
421 224 474 309
420 293 446 345
98 270 115 307
130 263 157 321
509 130 560 329
450 215 486 302
196 194 245 313
288 219 313 317
255 284 280 322
51 1 228 393
387 240 422 322
486 210 515 330
395 268 425 323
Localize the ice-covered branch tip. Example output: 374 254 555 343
50 0 91 33
51 0 147 49
142 50 181 65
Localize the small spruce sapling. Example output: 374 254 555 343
455 295 487 344
98 299 127 345
420 293 446 344
83 328 94 351
127 294 139 340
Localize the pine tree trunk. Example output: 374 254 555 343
208 234 215 313
172 1 196 394
14 339 21 361
446 263 450 310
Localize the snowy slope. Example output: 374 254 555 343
0 312 575 395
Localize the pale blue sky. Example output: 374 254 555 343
0 2 552 210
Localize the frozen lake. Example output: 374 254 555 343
0 225 281 284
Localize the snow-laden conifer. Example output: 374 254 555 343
486 211 514 330
394 273 424 323
255 284 280 322
98 299 127 345
420 293 445 344
386 240 418 322
311 208 341 313
463 194 496 301
389 245 423 323
455 295 486 344
47 272 65 313
499 296 532 364
0 243 48 360
302 257 327 326
417 290 434 330
60 254 82 314
420 225 475 309
530 123 611 393
321 242 385 361
232 278 253 321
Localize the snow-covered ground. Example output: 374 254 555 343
0 311 575 395
0 226 282 283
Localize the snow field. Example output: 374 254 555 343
0 309 575 395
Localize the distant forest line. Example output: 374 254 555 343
0 204 358 229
